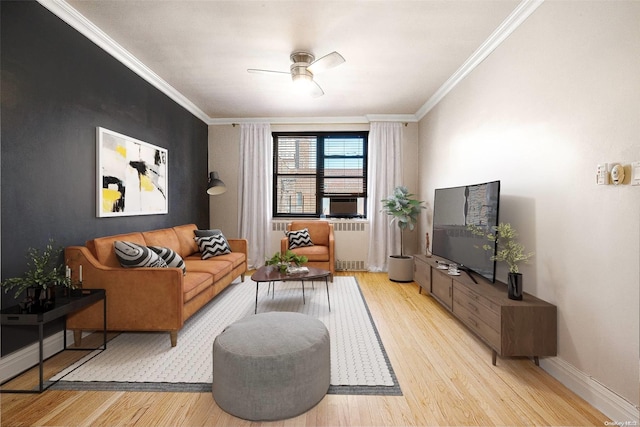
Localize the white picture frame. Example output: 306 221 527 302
96 127 168 217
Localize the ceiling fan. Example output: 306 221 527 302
248 51 345 98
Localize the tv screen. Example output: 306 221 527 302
432 180 500 282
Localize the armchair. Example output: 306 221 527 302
281 221 335 281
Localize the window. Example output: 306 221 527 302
273 132 368 218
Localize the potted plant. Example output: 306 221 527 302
265 250 308 274
381 186 426 282
1 239 74 311
468 222 534 300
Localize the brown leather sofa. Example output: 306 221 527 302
64 224 247 347
280 220 335 281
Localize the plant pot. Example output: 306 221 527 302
388 255 414 283
508 273 523 300
22 286 57 313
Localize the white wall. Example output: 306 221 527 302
208 122 422 255
418 0 639 411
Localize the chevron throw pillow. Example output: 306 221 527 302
195 234 231 259
149 246 186 275
286 228 314 249
194 229 229 248
114 241 168 268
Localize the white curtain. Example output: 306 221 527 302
238 123 272 269
367 122 403 272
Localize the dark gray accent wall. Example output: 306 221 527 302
1 1 209 355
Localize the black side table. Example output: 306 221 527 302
0 288 107 393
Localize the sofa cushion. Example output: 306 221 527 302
288 221 330 246
149 246 186 275
286 228 314 249
203 252 245 269
195 234 231 259
183 271 215 302
142 228 181 254
172 224 200 257
114 241 168 268
184 259 233 282
288 245 329 262
90 232 147 267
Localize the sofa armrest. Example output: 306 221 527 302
228 239 248 258
65 246 185 332
281 237 289 254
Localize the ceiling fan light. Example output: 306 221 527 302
292 72 313 85
290 65 314 94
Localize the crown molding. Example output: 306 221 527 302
208 115 417 126
365 114 418 123
37 0 211 124
39 0 542 127
415 0 544 120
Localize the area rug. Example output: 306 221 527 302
49 276 401 395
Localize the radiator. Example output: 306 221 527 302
270 220 369 271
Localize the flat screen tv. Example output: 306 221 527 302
432 180 500 282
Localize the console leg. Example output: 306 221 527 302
492 350 497 366
534 356 540 366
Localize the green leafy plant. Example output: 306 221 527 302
381 186 426 257
468 222 534 274
1 239 74 299
265 250 308 273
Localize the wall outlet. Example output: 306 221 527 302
631 161 640 186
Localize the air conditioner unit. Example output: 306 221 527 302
329 198 357 217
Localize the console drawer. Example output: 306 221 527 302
453 287 500 332
454 302 501 350
453 281 499 314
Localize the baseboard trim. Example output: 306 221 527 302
540 357 639 423
0 330 74 384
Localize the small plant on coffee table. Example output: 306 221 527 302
265 250 308 274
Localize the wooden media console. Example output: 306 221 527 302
414 254 557 366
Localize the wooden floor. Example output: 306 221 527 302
1 271 609 426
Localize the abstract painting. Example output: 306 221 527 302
97 127 168 217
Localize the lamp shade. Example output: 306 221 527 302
207 171 227 195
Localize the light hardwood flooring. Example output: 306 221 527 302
1 271 609 426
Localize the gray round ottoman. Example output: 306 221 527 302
212 312 330 421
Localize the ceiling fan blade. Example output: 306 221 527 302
308 80 324 98
247 68 289 75
307 51 345 74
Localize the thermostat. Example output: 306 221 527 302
611 164 625 185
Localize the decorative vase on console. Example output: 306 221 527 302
507 272 523 300
468 222 534 300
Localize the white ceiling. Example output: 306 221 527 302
55 0 530 123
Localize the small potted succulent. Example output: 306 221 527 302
1 239 74 311
265 250 308 274
468 222 534 300
381 186 426 282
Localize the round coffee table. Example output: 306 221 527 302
251 266 331 313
